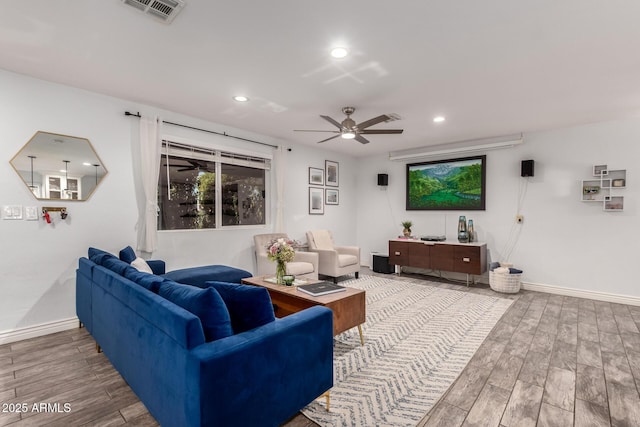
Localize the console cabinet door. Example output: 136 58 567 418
389 241 409 266
408 243 430 269
452 246 484 274
431 244 454 271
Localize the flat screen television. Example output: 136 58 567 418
406 155 486 210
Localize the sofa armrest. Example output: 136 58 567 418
147 260 166 275
191 306 333 426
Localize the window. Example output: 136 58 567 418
158 141 269 231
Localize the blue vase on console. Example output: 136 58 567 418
457 215 469 243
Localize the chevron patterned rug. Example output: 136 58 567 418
302 275 513 427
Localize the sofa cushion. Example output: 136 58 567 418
119 246 137 264
131 257 154 274
88 247 116 265
158 280 233 342
103 257 136 276
124 268 164 293
205 281 275 333
162 265 252 287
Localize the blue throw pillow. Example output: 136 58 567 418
88 247 116 265
119 246 137 264
102 257 135 276
124 268 164 293
205 281 275 333
159 280 233 342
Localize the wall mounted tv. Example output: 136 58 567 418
406 155 486 210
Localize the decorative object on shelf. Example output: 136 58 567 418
457 215 469 243
581 164 626 211
583 186 600 199
267 238 296 285
467 219 475 242
401 220 413 237
282 275 296 286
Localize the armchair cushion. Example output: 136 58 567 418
158 280 233 342
286 262 314 276
205 281 275 333
338 254 358 267
311 230 334 250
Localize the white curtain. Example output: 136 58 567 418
136 116 162 252
274 146 285 232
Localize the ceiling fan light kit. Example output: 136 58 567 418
294 106 404 145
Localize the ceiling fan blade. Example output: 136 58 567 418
355 134 370 144
317 134 341 144
356 114 393 130
360 129 404 134
320 115 343 129
293 130 340 133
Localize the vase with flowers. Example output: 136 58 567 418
267 238 296 285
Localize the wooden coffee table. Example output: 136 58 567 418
241 276 366 345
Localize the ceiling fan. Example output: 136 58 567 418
294 106 403 144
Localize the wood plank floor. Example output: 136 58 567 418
1 270 640 426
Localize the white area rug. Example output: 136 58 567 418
302 275 513 427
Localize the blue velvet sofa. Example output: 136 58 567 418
76 247 334 427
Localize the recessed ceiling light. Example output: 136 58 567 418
331 47 349 59
233 96 249 102
433 116 445 123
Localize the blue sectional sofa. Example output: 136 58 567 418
76 248 334 427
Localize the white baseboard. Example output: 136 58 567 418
522 281 640 307
0 317 79 345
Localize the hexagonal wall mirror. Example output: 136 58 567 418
10 131 108 200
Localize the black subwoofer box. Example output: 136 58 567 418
372 254 394 274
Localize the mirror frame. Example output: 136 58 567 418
10 131 108 201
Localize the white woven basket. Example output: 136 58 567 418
489 271 522 293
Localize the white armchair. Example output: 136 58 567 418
306 230 360 283
253 233 319 280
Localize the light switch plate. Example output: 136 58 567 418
2 205 23 220
25 206 39 221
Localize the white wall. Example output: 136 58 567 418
356 118 640 299
0 69 356 338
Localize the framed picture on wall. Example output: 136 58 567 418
309 187 324 214
325 160 339 187
325 188 339 205
309 167 324 185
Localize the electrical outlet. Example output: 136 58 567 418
516 214 524 224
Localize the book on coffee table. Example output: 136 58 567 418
297 281 346 297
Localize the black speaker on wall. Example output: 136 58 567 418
521 160 534 177
377 173 389 186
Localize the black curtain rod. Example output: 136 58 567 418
124 111 278 149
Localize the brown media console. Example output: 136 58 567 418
388 239 487 284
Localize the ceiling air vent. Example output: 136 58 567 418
122 0 185 23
